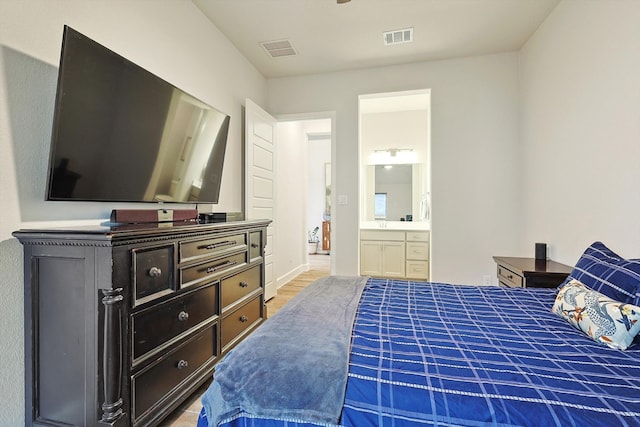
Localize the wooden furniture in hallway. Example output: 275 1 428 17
322 220 331 251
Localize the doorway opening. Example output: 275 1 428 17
276 113 334 276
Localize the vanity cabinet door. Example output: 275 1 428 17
381 241 405 278
360 240 383 276
359 238 405 278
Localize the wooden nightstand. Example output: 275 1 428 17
493 256 573 288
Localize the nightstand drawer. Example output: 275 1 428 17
497 265 523 288
493 256 572 289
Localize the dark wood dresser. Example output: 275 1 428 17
13 219 270 427
493 256 573 288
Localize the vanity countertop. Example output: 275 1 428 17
360 221 430 231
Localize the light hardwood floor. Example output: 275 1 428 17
159 254 331 426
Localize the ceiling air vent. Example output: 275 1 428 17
260 39 297 58
383 28 414 46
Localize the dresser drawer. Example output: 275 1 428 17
221 266 261 311
249 231 263 262
181 253 246 287
406 242 429 261
132 244 175 305
497 265 523 288
180 233 246 263
406 261 429 279
221 296 262 349
132 283 218 363
132 323 217 422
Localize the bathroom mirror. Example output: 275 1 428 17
362 164 426 222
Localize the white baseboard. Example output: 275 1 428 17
276 264 307 289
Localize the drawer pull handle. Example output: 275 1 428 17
239 315 248 323
177 359 189 370
250 243 259 248
239 281 249 288
148 267 162 278
178 311 189 321
205 260 238 274
201 240 237 251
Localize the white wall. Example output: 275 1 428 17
0 1 266 423
274 121 307 284
519 0 640 264
268 53 521 284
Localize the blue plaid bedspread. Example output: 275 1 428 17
201 278 640 427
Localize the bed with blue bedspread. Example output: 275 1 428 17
198 242 640 427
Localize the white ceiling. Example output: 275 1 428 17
193 0 560 79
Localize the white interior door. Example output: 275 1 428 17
245 99 276 300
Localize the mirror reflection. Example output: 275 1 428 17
145 91 230 203
374 165 412 220
362 164 427 222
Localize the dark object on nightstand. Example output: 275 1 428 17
493 256 572 288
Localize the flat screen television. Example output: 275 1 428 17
46 26 231 204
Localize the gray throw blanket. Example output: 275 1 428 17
201 275 368 426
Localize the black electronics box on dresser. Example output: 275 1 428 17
199 212 244 223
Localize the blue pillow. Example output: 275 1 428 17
562 242 640 306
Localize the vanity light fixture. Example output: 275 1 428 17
374 148 413 156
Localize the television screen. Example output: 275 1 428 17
47 26 230 204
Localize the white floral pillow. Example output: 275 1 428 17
552 279 640 350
